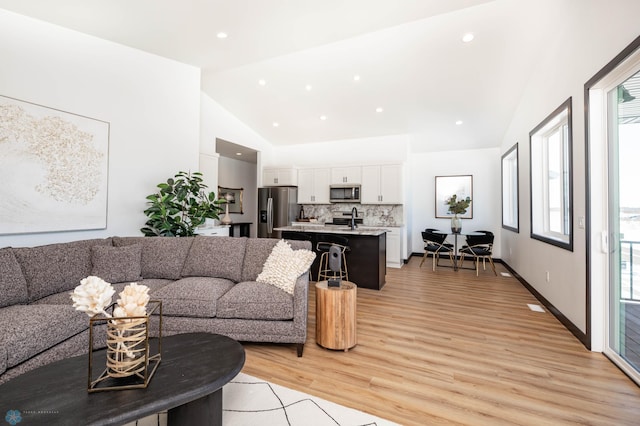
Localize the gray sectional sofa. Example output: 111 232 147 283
0 236 312 385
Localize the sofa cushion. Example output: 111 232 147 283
241 238 311 282
181 236 247 282
0 305 88 368
216 281 294 320
91 244 143 283
256 240 316 294
32 278 173 306
0 248 29 308
12 238 113 302
150 277 235 318
113 237 194 280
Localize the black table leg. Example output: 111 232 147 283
453 233 459 271
168 388 223 426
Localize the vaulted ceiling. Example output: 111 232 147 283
0 0 566 150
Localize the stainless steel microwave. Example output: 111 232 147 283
329 185 361 203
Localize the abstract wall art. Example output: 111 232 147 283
0 95 109 234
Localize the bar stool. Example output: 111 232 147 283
316 234 349 281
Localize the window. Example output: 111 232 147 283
501 143 519 232
530 97 573 250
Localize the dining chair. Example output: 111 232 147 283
458 232 497 276
420 230 454 271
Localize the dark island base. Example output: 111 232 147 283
283 231 386 290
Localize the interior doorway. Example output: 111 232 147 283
216 138 259 237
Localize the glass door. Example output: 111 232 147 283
607 69 640 375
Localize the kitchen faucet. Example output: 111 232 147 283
350 207 358 230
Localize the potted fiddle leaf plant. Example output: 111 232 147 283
141 171 224 237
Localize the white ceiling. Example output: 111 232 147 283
0 0 563 150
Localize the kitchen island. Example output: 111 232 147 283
276 225 386 290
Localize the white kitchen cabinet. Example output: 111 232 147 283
297 168 330 204
385 227 402 268
263 168 297 186
330 166 362 184
361 164 403 204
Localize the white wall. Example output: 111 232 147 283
0 9 201 248
269 134 410 168
500 0 640 335
409 147 502 257
201 92 273 155
200 92 273 164
218 157 258 236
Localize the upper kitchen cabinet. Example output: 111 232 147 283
361 164 403 204
330 166 362 184
263 168 297 186
298 168 330 204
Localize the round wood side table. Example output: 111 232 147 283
315 280 357 351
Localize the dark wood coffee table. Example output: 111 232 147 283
0 332 245 426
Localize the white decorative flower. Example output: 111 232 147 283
116 283 150 318
70 276 115 317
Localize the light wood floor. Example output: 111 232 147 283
241 257 640 425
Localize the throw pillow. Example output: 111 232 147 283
91 244 143 283
256 240 316 294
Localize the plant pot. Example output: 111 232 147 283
451 215 462 234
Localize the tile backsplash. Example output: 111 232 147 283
299 204 403 226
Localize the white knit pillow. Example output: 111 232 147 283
256 240 316 294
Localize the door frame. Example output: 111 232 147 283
585 35 640 382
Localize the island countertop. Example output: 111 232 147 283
274 225 387 236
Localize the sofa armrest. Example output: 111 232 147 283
292 271 310 343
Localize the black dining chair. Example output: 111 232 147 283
458 232 497 276
420 230 454 271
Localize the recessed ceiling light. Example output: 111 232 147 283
258 79 266 86
305 84 312 91
320 115 327 121
462 33 474 43
235 152 242 156
376 107 384 113
353 75 360 81
456 120 463 125
217 32 228 39
272 122 279 127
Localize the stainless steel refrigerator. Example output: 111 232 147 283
258 186 299 239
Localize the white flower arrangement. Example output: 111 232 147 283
71 276 150 320
71 276 152 360
71 276 116 317
113 283 150 324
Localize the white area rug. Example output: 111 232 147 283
224 373 398 426
133 372 398 426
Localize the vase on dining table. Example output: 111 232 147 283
451 215 462 234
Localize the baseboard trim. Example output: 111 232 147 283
499 261 589 349
409 252 589 349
